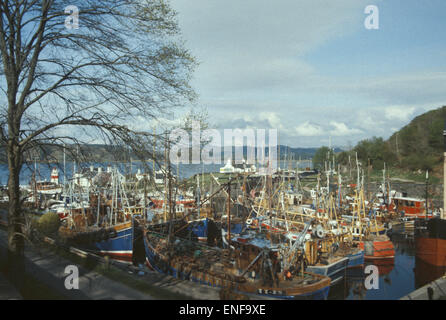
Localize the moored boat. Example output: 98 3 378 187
306 256 349 286
345 249 365 268
59 219 136 263
143 228 331 300
359 235 395 260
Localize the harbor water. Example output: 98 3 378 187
0 160 312 186
329 232 446 300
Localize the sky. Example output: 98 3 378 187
168 0 446 148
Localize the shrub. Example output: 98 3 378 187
36 212 61 237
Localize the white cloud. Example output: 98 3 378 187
295 121 324 136
384 106 416 122
329 121 362 136
258 112 283 129
171 0 373 94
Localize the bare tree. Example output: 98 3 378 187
0 0 196 288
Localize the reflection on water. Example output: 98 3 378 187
328 233 446 300
414 257 446 289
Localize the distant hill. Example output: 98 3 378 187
340 105 446 174
0 143 336 164
228 145 342 161
387 106 445 170
0 144 134 164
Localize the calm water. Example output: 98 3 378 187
329 233 446 300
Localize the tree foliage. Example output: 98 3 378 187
353 137 397 170
312 146 330 170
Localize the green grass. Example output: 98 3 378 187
180 172 233 190
366 167 440 184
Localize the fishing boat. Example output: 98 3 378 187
346 189 395 260
60 219 135 262
390 196 433 220
58 167 141 263
143 227 331 300
146 170 331 300
34 167 63 195
300 230 354 285
358 235 395 260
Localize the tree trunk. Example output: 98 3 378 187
7 141 25 291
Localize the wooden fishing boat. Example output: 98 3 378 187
390 196 434 220
345 189 395 260
143 229 331 300
358 234 395 260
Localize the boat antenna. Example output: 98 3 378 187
227 179 231 244
167 136 174 245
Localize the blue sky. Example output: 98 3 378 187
168 0 446 148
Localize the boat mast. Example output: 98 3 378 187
196 175 201 218
355 152 360 192
63 145 66 194
163 135 167 223
96 188 101 226
382 163 386 207
110 170 114 226
143 174 147 224
167 137 174 244
227 180 231 244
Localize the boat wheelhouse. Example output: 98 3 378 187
390 196 433 219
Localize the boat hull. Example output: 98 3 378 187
415 218 446 267
306 257 349 286
346 250 365 268
86 222 133 263
359 239 395 260
415 237 446 267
